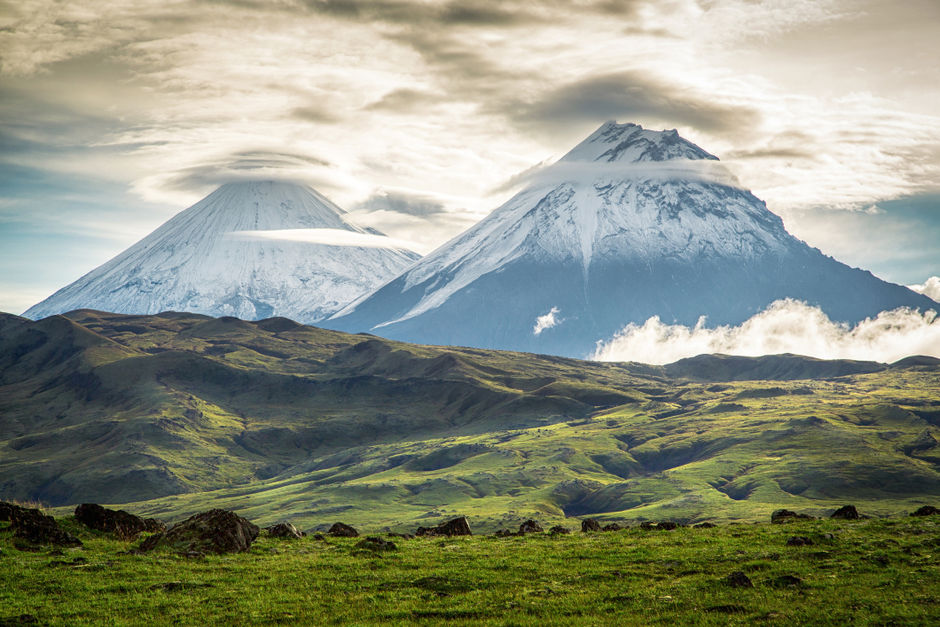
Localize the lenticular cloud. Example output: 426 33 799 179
592 299 940 365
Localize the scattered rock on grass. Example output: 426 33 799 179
602 523 622 532
771 509 814 524
518 520 543 534
328 522 359 538
549 526 570 535
74 503 164 540
0 614 38 624
10 507 82 547
136 509 259 555
704 605 747 614
724 571 754 588
355 536 398 552
694 522 716 529
149 582 215 591
415 516 472 537
786 536 814 547
767 574 803 588
910 505 939 517
266 522 303 539
581 519 602 532
830 505 859 520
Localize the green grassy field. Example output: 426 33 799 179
2 513 938 625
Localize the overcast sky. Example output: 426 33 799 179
2 0 939 314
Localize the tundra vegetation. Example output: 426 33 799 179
1 502 938 625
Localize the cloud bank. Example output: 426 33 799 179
592 299 940 365
908 276 940 303
227 228 419 252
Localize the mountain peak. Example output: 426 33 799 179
561 121 718 164
23 180 419 323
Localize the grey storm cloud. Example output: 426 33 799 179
364 88 442 112
508 71 761 137
290 105 342 123
297 0 646 27
354 191 447 218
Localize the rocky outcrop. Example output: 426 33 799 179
74 503 164 540
9 506 82 547
266 522 303 539
581 519 602 532
830 505 860 520
327 522 359 538
136 509 259 555
415 516 472 537
518 520 543 534
771 509 814 523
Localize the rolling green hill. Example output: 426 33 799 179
1 310 938 532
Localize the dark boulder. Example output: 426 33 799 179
518 519 543 534
786 536 814 547
771 509 814 524
581 519 602 532
328 522 359 537
657 521 679 530
602 523 623 532
494 529 515 537
910 505 939 517
693 522 716 529
0 501 20 522
830 505 859 520
266 522 303 539
142 518 165 533
549 526 570 535
136 509 259 554
415 516 472 537
74 503 163 540
10 507 82 547
355 536 398 552
724 571 753 588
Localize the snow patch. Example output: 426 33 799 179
533 307 562 336
592 299 940 364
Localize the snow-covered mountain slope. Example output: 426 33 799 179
24 181 420 323
326 121 936 358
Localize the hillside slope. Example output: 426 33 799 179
1 311 938 530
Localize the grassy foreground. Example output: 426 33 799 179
2 515 938 625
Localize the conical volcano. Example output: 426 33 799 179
326 122 935 357
24 181 419 322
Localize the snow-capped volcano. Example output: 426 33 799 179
326 122 936 357
24 181 419 323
